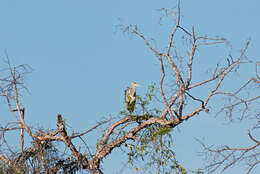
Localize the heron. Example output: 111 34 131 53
125 82 140 113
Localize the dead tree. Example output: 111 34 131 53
0 2 258 174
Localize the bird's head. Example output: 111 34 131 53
131 82 141 88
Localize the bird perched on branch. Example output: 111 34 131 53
125 82 140 113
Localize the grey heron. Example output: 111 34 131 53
125 82 140 113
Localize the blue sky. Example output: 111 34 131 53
0 0 260 173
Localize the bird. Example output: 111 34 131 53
125 82 140 113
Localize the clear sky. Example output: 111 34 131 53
0 0 259 173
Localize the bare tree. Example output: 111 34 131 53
199 61 260 174
0 1 259 174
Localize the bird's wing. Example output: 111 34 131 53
125 88 130 103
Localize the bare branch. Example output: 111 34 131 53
70 118 112 139
186 27 197 88
158 55 175 120
166 0 180 56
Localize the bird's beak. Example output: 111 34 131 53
135 84 141 87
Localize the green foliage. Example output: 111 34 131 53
121 83 192 173
120 109 127 115
136 83 155 107
176 164 187 174
124 122 189 173
152 126 170 139
0 167 4 174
